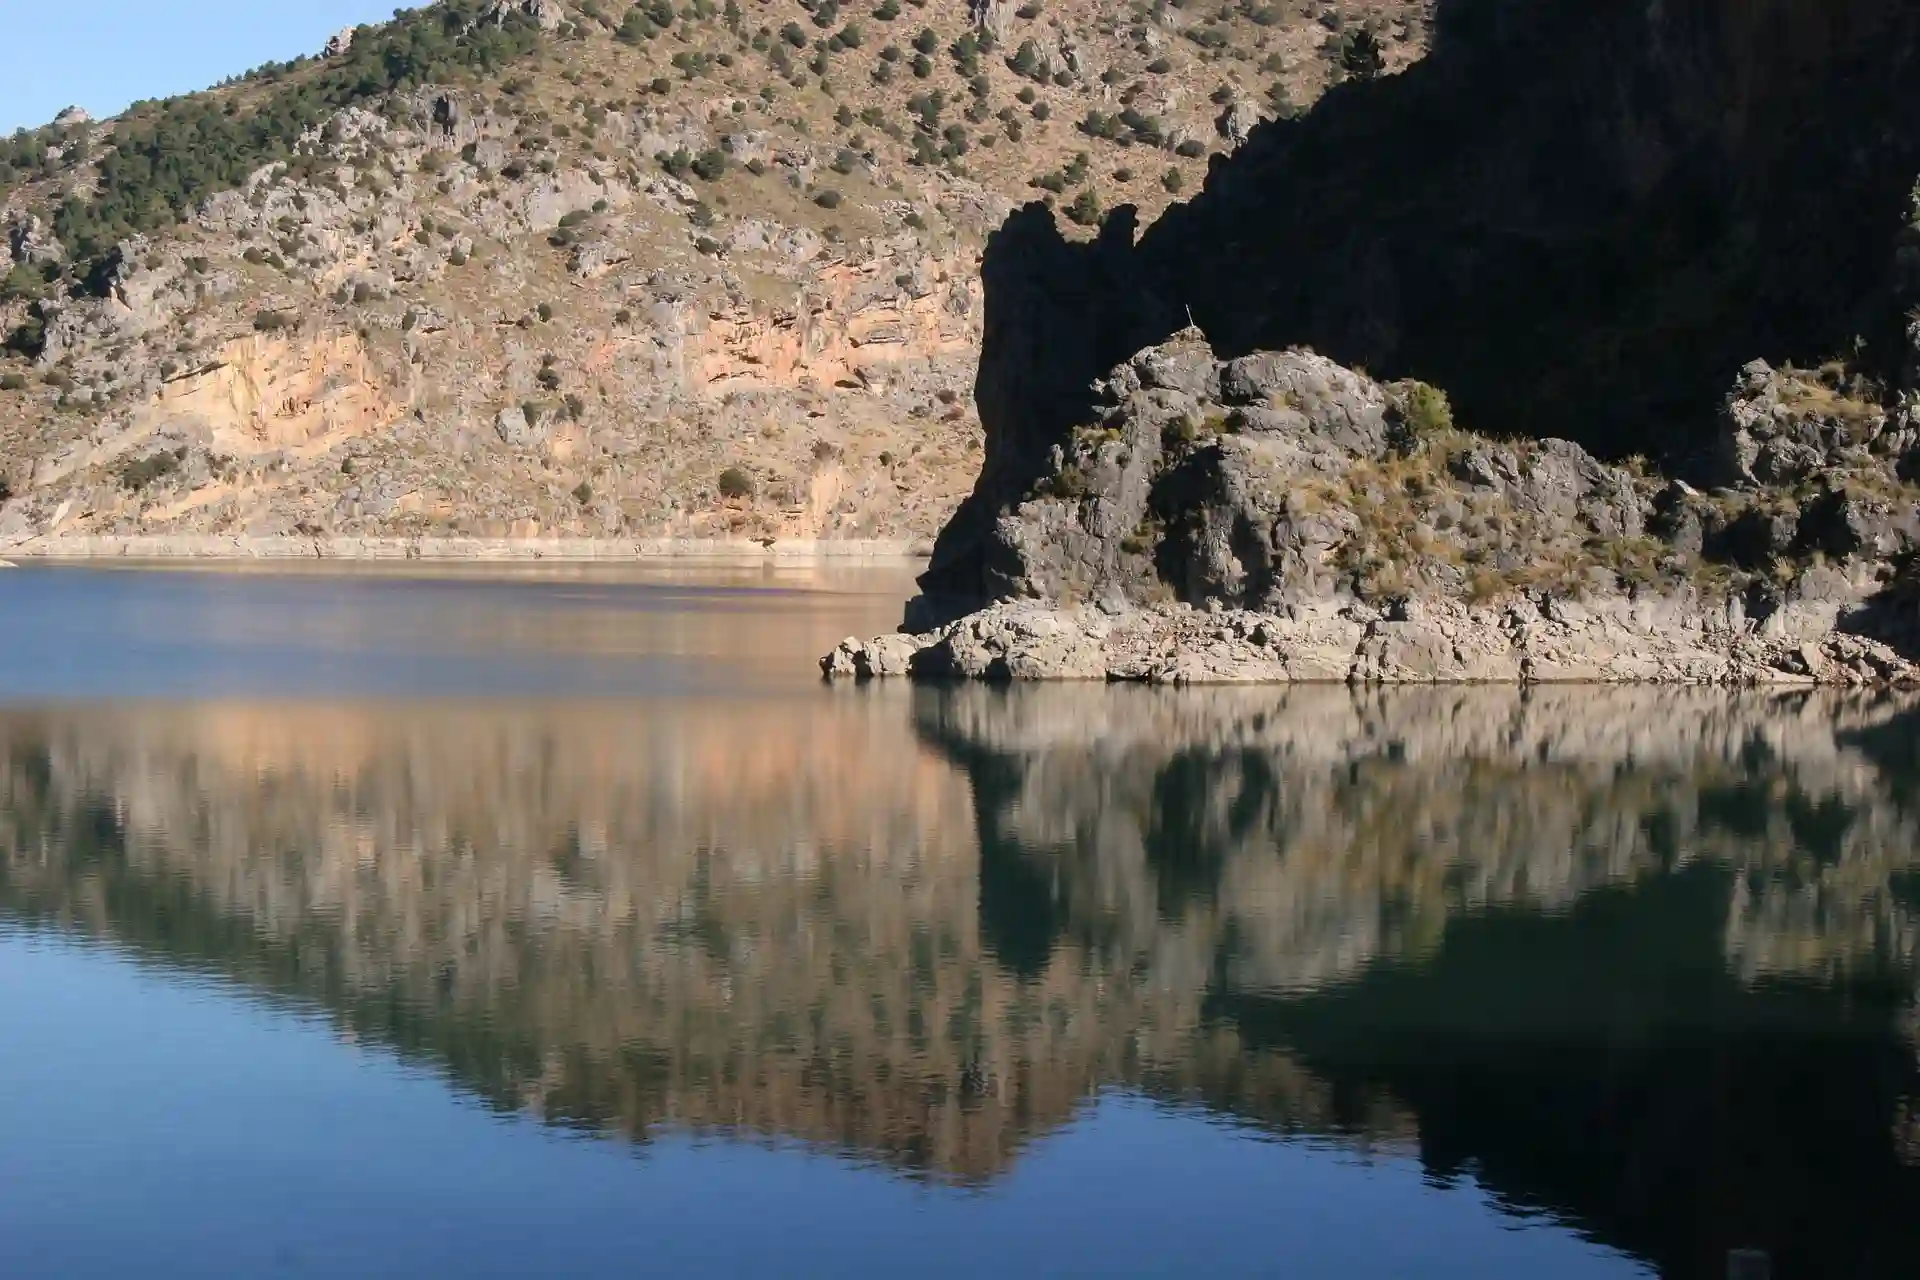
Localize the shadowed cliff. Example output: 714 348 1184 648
927 0 1920 605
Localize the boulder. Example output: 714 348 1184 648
1710 506 1799 570
1794 488 1920 560
1216 101 1261 147
486 0 565 31
968 0 1016 42
7 214 64 266
1716 359 1886 489
495 406 547 450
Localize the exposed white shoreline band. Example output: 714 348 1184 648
0 536 932 563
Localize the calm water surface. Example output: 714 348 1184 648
1 563 1917 1278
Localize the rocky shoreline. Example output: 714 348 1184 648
824 332 1920 687
823 597 1917 686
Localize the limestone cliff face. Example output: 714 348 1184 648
669 254 980 397
2 237 987 546
148 332 394 454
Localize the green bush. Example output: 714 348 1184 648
0 263 49 303
1065 188 1102 227
1399 382 1455 437
5 316 46 360
118 448 186 492
717 466 755 499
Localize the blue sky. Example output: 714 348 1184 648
1 1 404 134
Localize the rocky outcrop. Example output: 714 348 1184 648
829 597 1916 686
831 332 1920 683
485 0 565 31
6 213 64 266
3 0 1443 552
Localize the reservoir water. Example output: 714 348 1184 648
1 563 1916 1278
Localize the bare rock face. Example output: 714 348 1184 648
494 405 546 450
486 0 565 31
322 27 356 58
832 331 1920 685
937 329 1653 614
1716 359 1894 489
969 0 1016 42
6 213 63 266
1215 101 1260 147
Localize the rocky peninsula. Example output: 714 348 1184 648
829 0 1920 687
825 333 1920 685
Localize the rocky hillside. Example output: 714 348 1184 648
817 0 1920 683
0 0 1429 548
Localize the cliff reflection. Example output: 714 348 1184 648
1 687 1917 1274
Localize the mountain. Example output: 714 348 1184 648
0 0 1431 549
819 0 1920 684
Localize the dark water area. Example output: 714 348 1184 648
1 564 1916 1278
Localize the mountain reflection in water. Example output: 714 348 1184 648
2 686 1917 1278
